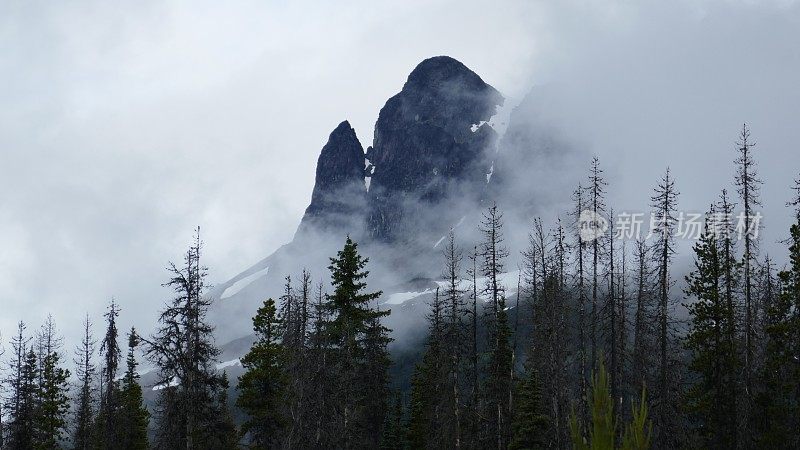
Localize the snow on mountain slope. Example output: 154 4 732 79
384 269 522 307
220 267 269 299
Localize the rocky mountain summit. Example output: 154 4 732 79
365 56 503 242
209 55 569 344
296 55 503 244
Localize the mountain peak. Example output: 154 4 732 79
405 56 491 93
365 56 503 242
297 120 366 236
331 119 354 135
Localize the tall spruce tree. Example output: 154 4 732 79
754 208 800 447
715 189 744 447
509 368 549 450
5 322 32 450
569 359 652 450
524 218 569 447
323 236 391 448
408 286 444 446
380 391 405 450
117 328 150 450
35 342 70 449
237 298 286 448
14 349 39 450
95 300 122 449
407 288 447 449
570 359 615 450
684 208 738 449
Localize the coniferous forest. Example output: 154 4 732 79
1 125 799 449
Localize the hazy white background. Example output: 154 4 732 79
1 0 799 346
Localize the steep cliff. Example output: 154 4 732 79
365 56 503 242
297 120 366 237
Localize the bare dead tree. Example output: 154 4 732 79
734 124 762 442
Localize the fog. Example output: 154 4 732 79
2 0 799 351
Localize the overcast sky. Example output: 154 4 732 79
1 0 799 347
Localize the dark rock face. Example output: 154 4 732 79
297 120 366 236
295 57 503 248
365 56 504 242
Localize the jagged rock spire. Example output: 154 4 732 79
366 56 504 242
298 120 366 236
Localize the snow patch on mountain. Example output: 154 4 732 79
385 289 435 305
216 358 241 370
470 120 488 132
152 378 179 391
221 267 269 299
433 216 467 248
382 270 522 307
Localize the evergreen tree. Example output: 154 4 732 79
407 288 446 449
570 359 615 450
509 368 549 450
5 323 25 448
16 349 39 450
198 372 238 450
35 346 70 449
144 228 231 449
117 328 150 450
237 298 286 449
754 216 800 447
362 305 394 447
524 218 569 447
323 236 391 448
5 323 35 450
95 300 122 449
380 391 405 450
569 359 652 450
620 390 652 450
151 385 183 450
684 208 738 449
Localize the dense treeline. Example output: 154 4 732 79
1 124 799 449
